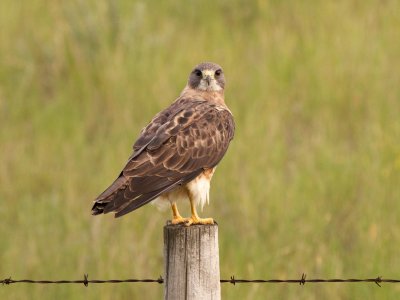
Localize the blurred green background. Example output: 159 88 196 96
1 0 400 299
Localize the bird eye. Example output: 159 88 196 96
215 69 222 76
194 69 202 77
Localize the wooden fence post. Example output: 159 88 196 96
164 223 221 300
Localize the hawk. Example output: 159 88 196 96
91 62 235 225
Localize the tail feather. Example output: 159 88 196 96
95 173 128 202
91 202 108 215
91 169 203 217
91 173 128 215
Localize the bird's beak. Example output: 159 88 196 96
203 70 214 86
204 75 212 85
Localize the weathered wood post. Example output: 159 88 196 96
164 223 221 300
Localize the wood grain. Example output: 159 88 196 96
164 223 220 300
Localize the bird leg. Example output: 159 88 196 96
185 195 214 226
170 202 190 225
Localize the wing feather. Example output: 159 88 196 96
91 98 235 217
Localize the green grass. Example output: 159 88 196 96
1 0 400 299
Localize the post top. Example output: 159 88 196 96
164 221 219 229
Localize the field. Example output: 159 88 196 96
1 1 400 299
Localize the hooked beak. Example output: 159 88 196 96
204 75 212 85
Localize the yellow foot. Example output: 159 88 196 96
185 216 214 226
171 216 190 225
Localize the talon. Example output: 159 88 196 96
185 216 214 226
171 216 190 225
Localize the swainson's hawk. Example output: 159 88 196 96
92 62 235 225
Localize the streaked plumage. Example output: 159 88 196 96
92 62 234 225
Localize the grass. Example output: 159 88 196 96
1 0 400 299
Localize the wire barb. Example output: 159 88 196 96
2 277 12 285
83 274 89 287
374 276 382 287
300 273 306 286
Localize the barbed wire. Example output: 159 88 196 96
1 274 163 286
2 273 400 287
220 274 393 287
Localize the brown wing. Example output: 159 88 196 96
92 99 235 218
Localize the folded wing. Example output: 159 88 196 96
92 99 235 218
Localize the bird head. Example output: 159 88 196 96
188 62 225 92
